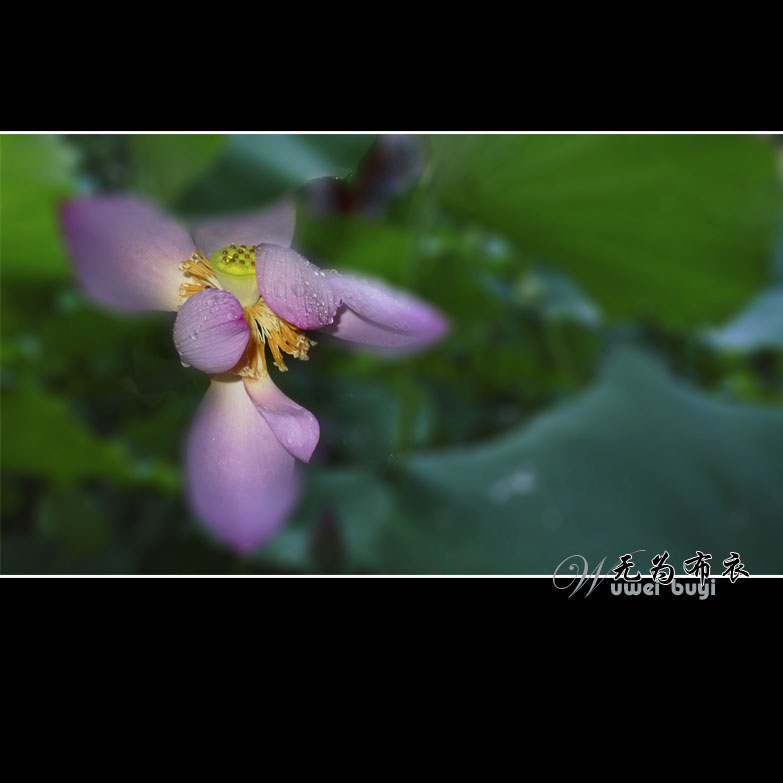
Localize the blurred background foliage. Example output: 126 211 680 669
1 133 782 574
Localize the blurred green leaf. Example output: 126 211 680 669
175 134 376 215
706 286 783 351
296 210 520 332
312 469 404 570
1 383 178 489
37 487 110 560
259 468 403 574
430 134 781 326
360 349 783 573
0 134 77 279
130 134 225 203
516 265 602 326
320 379 403 461
296 212 419 284
1 384 134 483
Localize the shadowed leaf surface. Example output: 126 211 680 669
358 350 783 573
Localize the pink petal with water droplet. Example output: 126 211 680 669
173 289 250 374
255 244 339 330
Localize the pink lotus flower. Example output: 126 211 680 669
60 196 449 553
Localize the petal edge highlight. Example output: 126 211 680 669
323 272 450 351
244 375 320 463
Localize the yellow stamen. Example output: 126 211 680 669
177 247 315 379
234 299 317 378
178 251 218 303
